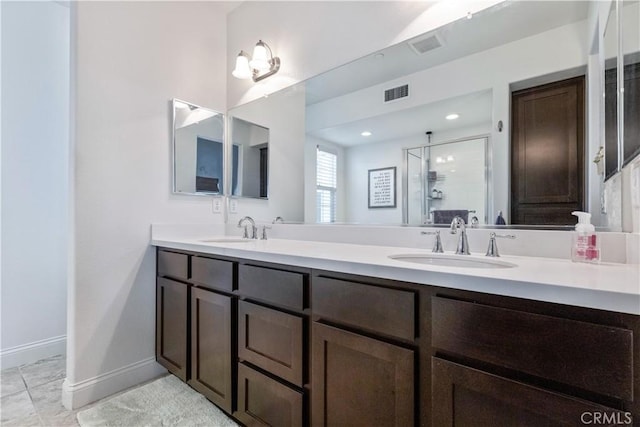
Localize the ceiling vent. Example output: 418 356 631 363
408 33 443 55
384 84 409 103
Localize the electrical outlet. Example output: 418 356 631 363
212 198 222 214
229 199 238 214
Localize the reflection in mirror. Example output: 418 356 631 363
622 0 640 165
230 117 269 199
231 1 637 229
173 99 224 195
405 136 488 225
305 0 594 227
604 2 619 179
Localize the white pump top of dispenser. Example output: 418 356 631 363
572 211 595 234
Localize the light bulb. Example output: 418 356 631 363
250 41 270 71
232 52 252 79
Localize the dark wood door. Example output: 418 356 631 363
311 323 414 427
156 277 189 381
432 357 630 426
189 287 233 413
511 76 585 225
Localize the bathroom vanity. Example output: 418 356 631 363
153 236 639 427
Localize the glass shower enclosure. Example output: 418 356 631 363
403 136 489 225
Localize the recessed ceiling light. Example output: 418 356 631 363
361 131 372 136
466 12 473 20
374 53 385 60
446 113 459 120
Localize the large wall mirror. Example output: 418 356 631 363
229 0 638 229
173 99 225 195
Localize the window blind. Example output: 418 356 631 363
316 148 337 223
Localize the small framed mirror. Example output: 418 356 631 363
172 99 225 195
230 117 269 199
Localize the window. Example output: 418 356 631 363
316 147 337 223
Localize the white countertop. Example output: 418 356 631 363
151 233 640 315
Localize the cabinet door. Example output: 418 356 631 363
156 277 189 381
432 357 630 426
312 323 414 427
189 287 233 413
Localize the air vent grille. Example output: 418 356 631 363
384 84 409 102
408 34 442 55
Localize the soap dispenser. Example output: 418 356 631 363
571 211 600 263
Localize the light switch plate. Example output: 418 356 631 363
212 198 222 214
229 199 238 214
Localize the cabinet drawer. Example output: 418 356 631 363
238 265 305 310
192 256 234 292
312 276 416 341
432 357 629 426
157 250 188 280
432 296 633 400
239 301 303 386
237 363 303 427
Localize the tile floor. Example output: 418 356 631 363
1 355 79 427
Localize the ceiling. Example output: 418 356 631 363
304 1 590 106
307 90 493 147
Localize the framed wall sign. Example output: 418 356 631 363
368 167 396 208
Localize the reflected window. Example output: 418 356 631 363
317 147 337 223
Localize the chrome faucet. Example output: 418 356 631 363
450 216 470 255
272 216 284 224
237 216 257 239
420 230 444 253
485 232 516 257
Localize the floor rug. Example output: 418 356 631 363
76 375 238 427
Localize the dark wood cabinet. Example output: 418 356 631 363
156 248 639 427
156 277 189 381
431 296 634 401
189 287 233 413
432 357 630 426
311 322 414 427
235 262 309 425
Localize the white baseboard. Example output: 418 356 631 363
62 357 167 410
0 335 67 369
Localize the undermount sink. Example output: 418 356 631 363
389 254 517 269
199 237 251 243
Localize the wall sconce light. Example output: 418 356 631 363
232 40 281 82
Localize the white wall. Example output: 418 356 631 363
64 1 229 409
1 1 69 368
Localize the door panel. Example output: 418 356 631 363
511 76 585 225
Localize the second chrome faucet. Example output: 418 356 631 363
450 216 470 255
238 216 257 239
